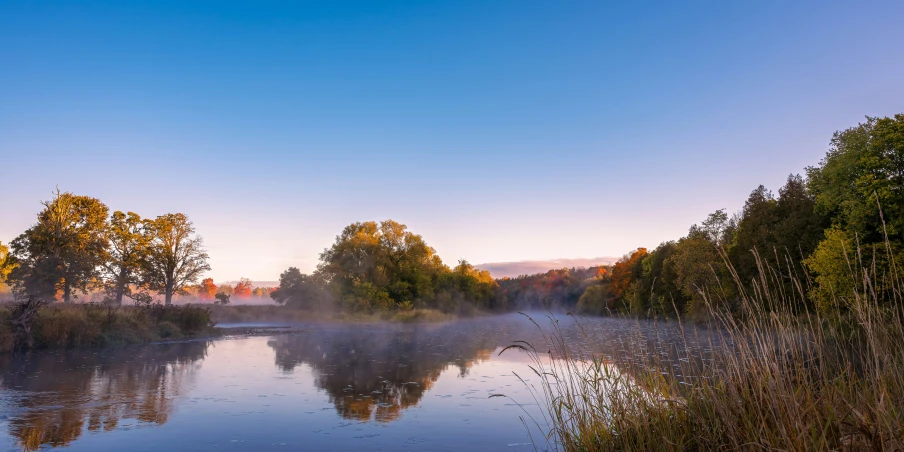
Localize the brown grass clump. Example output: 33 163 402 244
511 248 904 451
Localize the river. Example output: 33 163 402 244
0 313 718 451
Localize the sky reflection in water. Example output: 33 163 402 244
0 314 718 451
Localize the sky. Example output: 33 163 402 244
1 1 902 281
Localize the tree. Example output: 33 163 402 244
9 189 109 302
214 292 231 305
632 241 681 316
576 284 614 316
806 115 904 307
723 176 827 312
251 286 274 298
270 267 332 310
0 241 14 295
773 174 826 259
233 277 253 299
433 259 499 312
803 227 855 312
141 213 211 305
103 211 149 305
727 186 777 286
808 115 904 244
217 283 234 296
317 220 447 310
610 248 648 303
667 210 737 316
199 278 217 300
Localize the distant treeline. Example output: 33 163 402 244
271 114 904 318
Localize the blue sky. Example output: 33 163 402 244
1 1 902 281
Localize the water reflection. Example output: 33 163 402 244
266 323 510 422
0 341 209 451
0 314 726 451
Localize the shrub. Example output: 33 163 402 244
156 321 182 339
0 304 216 352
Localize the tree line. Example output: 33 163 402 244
0 190 210 305
194 277 276 305
577 114 904 318
4 114 900 318
270 114 903 319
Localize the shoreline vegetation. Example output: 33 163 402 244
0 304 461 353
512 243 903 451
207 304 456 324
0 303 217 353
494 114 904 450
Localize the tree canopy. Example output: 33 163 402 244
8 190 109 302
142 213 211 305
103 211 149 305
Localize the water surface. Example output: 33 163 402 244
0 314 717 451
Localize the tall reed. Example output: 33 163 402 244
508 244 904 451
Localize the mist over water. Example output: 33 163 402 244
0 314 719 451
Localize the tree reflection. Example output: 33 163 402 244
0 341 209 451
266 323 512 422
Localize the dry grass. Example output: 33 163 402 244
0 303 216 352
510 249 904 451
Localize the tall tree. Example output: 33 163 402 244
726 176 827 311
610 248 648 302
0 241 15 297
807 115 904 244
668 210 737 315
805 115 904 309
141 213 211 305
632 241 681 316
318 220 447 310
727 185 778 287
9 190 109 302
103 211 149 305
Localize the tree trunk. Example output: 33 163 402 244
12 297 46 350
63 280 71 303
114 270 127 306
165 282 174 305
114 284 124 306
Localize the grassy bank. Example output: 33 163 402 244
514 258 904 450
0 303 216 353
208 304 455 324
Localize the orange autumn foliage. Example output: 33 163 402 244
199 278 217 300
610 248 648 299
233 278 253 299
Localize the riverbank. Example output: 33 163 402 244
0 303 466 353
208 304 457 324
0 303 218 353
519 277 904 450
